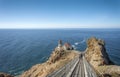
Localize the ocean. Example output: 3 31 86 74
0 29 120 76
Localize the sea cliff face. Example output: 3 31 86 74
85 37 113 67
21 46 79 77
85 37 120 77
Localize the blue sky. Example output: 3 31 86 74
0 0 120 28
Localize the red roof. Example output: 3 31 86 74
64 43 71 48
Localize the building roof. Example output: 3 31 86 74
64 42 71 48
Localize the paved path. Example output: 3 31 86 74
47 52 97 77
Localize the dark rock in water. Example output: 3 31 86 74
85 37 113 67
0 72 14 77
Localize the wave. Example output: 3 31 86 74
72 45 77 50
74 38 86 45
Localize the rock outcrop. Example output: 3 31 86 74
85 37 120 77
0 72 13 77
21 46 78 77
48 47 65 63
85 37 113 67
96 65 120 77
21 38 119 77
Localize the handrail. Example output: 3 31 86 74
83 56 101 77
66 57 79 77
46 56 79 77
47 53 101 77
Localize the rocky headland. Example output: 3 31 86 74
85 37 113 67
1 37 120 77
21 37 120 77
85 37 120 77
21 42 79 77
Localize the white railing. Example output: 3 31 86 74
83 56 98 77
47 54 98 77
47 56 79 77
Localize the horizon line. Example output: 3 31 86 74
0 27 120 29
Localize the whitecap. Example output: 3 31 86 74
72 45 77 49
75 38 86 45
75 42 79 45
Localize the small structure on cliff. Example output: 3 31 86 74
64 42 73 50
57 40 73 50
58 40 62 48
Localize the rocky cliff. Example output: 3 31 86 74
21 46 79 77
85 37 120 77
85 37 113 67
1 38 120 77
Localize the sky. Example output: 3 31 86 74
0 0 120 28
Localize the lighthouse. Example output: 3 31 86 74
58 40 62 48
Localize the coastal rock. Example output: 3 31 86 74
0 72 13 77
21 47 78 77
85 37 113 67
96 65 120 77
84 37 120 77
48 47 65 63
21 38 119 77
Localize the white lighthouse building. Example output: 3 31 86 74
58 40 62 48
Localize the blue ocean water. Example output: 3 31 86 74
0 29 120 75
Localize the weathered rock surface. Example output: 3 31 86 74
96 65 120 77
85 37 113 67
21 47 78 77
0 72 13 77
48 47 65 63
85 37 120 77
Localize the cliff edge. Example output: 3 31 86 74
21 46 79 77
20 38 120 77
85 37 120 77
85 37 113 67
